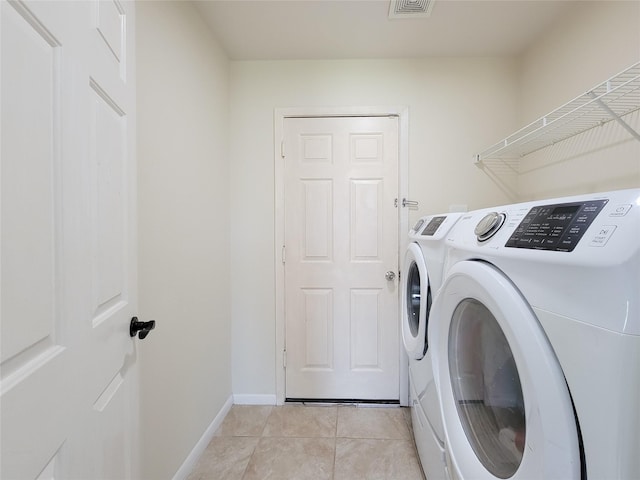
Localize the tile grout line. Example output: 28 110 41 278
241 406 272 480
332 406 339 479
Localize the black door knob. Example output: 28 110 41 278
130 317 156 340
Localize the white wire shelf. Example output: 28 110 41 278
474 62 640 164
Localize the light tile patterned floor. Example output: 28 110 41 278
187 405 426 480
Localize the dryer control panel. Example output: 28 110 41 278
506 199 608 252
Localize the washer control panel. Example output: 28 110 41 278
421 216 447 236
505 199 608 252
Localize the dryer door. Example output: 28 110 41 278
430 260 581 480
401 243 431 359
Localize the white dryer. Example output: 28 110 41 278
401 212 463 480
430 189 640 480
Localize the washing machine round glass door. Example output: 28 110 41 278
401 242 431 359
430 260 581 479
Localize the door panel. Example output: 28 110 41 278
1 0 58 366
91 84 127 317
284 116 399 400
302 288 333 368
351 179 383 260
1 1 137 478
1 3 68 477
302 179 333 260
350 288 382 368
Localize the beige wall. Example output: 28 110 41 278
136 2 231 479
520 1 640 120
229 58 518 398
516 1 640 200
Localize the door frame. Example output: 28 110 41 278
274 106 410 405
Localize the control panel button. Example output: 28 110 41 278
589 225 617 247
609 204 632 217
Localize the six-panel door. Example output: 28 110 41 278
283 116 400 401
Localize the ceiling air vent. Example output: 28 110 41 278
388 0 435 19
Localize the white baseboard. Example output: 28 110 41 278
233 393 277 405
172 394 233 480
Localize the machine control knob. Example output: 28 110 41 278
474 212 506 242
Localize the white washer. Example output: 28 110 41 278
401 212 463 480
430 189 640 480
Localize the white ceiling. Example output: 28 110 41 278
193 0 581 61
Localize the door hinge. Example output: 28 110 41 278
281 138 285 158
283 348 287 368
281 245 286 264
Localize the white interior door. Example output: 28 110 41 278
283 116 400 401
1 1 138 478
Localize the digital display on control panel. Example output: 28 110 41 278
505 199 608 252
421 216 446 236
